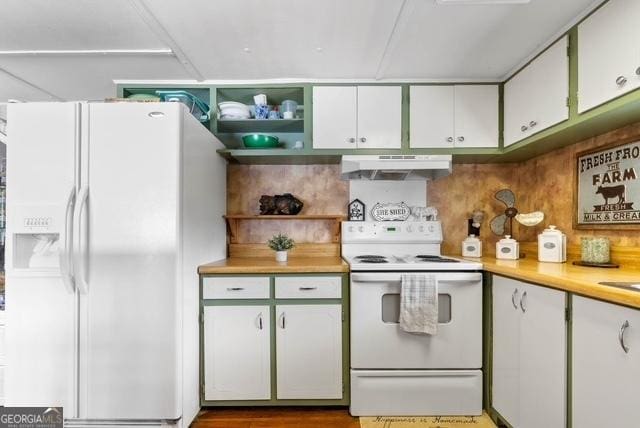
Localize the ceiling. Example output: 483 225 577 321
0 0 602 104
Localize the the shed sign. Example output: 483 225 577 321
576 140 640 228
371 202 411 221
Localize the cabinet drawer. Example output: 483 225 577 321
275 276 342 299
203 276 270 299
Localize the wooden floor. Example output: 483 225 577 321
193 407 360 428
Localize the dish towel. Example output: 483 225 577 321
399 274 438 335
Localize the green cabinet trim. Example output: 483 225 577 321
199 272 350 407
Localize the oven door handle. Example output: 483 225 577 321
351 273 482 283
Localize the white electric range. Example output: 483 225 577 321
342 221 484 417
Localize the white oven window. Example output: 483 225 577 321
381 293 452 324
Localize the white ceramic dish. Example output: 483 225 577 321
218 101 250 111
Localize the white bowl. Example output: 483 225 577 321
218 101 250 112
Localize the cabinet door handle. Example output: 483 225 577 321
447 136 454 143
519 291 527 313
257 313 263 330
226 287 244 291
359 137 367 143
529 120 537 127
347 137 356 143
279 312 286 329
511 288 519 309
616 75 628 86
521 125 529 132
619 320 630 353
299 286 318 291
457 136 465 142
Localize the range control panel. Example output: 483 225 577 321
342 221 443 243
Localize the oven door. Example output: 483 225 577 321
350 271 482 369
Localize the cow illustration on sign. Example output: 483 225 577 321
595 184 626 205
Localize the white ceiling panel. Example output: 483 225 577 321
0 56 191 100
0 0 167 50
142 0 405 79
380 0 597 79
0 70 56 101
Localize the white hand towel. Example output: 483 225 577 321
399 274 438 335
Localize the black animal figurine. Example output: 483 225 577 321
259 193 304 215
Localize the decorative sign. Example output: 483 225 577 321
371 202 411 221
348 199 365 221
575 139 640 229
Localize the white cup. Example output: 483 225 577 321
283 111 294 119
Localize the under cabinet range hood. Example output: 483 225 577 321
341 155 452 181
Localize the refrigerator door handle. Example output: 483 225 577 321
59 186 76 294
73 186 89 294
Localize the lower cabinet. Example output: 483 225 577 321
275 305 342 399
203 305 271 401
200 274 348 405
492 275 566 428
572 296 640 428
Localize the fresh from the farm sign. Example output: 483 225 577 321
575 140 640 228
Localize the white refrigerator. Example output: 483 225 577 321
4 102 227 426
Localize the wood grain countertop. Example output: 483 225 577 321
474 256 640 309
198 257 349 274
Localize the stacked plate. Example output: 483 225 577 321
218 101 251 119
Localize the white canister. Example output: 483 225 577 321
462 235 482 257
496 235 519 260
538 225 567 263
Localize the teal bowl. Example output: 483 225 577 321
242 134 280 149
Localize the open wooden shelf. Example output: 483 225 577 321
224 214 346 243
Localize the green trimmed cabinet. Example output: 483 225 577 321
312 86 402 149
409 84 499 148
504 36 569 148
491 275 567 428
572 296 640 428
199 273 349 406
578 0 640 114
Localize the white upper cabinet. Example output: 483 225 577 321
410 86 455 148
578 0 640 113
312 86 402 149
454 85 499 148
410 85 498 148
573 296 640 428
356 86 402 149
312 86 358 149
504 36 569 147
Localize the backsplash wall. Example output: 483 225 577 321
432 122 640 255
227 164 348 243
226 122 640 252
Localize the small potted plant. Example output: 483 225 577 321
267 233 295 262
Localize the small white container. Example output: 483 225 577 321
496 235 519 260
275 251 288 262
538 225 567 263
462 235 482 257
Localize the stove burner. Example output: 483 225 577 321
415 255 460 263
358 258 389 263
355 255 387 259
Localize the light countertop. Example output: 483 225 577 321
474 256 640 309
198 256 349 274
